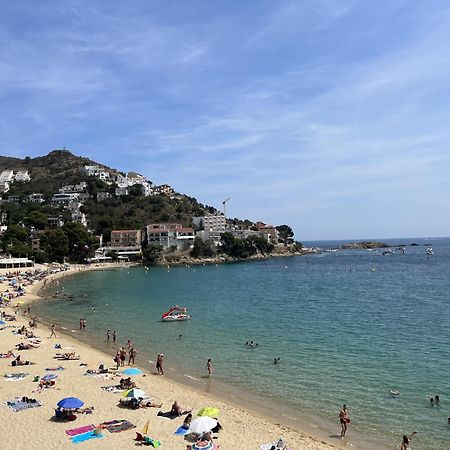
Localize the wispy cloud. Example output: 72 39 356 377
1 1 450 238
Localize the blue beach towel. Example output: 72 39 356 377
174 426 190 436
71 431 104 444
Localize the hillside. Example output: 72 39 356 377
0 149 218 238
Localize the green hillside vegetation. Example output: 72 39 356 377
0 150 298 265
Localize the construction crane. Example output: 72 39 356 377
222 197 231 218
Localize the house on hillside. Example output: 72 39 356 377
27 193 45 203
7 195 21 204
0 170 14 193
153 184 174 196
14 171 31 182
146 223 195 250
51 193 80 204
48 217 64 228
83 165 110 180
96 192 111 201
255 221 279 243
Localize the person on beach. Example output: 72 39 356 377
182 412 193 429
206 358 212 376
156 353 164 375
82 318 86 329
106 329 110 342
113 330 117 343
49 324 57 338
79 318 83 330
114 351 121 370
273 357 281 365
127 339 132 349
339 404 350 439
120 347 127 367
129 347 137 365
400 432 417 450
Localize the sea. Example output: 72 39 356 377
33 237 450 449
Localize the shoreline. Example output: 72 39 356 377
1 264 385 450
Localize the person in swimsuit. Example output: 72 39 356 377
339 404 349 439
400 432 416 450
206 358 212 376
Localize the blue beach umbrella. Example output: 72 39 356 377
121 368 142 376
57 397 84 409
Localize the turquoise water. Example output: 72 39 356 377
34 238 450 449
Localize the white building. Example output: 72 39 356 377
59 182 87 194
83 165 110 180
27 193 45 203
0 170 14 193
192 214 226 232
115 187 129 197
146 223 195 250
96 192 111 201
51 193 80 204
7 195 21 204
71 210 87 227
14 170 31 182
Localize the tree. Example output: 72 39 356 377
142 243 163 265
40 229 69 262
25 211 48 230
62 222 96 262
191 236 214 258
276 225 294 244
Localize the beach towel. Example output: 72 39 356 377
174 425 190 436
4 373 28 381
143 436 161 447
65 425 95 436
45 366 65 371
7 399 43 412
101 419 135 433
71 431 104 444
101 385 124 393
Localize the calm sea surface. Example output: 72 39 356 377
34 237 450 449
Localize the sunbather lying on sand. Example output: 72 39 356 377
12 355 34 366
54 352 80 360
15 342 39 350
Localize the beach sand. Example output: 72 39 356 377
0 265 342 450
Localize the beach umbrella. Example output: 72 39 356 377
41 374 58 381
197 407 220 417
189 417 217 434
123 388 146 399
122 368 142 376
57 397 84 409
192 442 216 450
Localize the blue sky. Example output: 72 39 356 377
1 0 449 240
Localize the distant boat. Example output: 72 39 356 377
161 306 191 322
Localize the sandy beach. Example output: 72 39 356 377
0 265 342 450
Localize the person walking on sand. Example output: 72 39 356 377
114 351 121 370
156 353 164 375
206 358 212 376
339 404 350 439
49 324 57 338
112 330 117 343
129 347 137 365
120 347 126 367
400 432 417 450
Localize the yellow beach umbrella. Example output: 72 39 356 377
142 419 150 435
197 407 220 417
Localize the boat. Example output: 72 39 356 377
161 306 191 322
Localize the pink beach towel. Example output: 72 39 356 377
65 425 95 436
